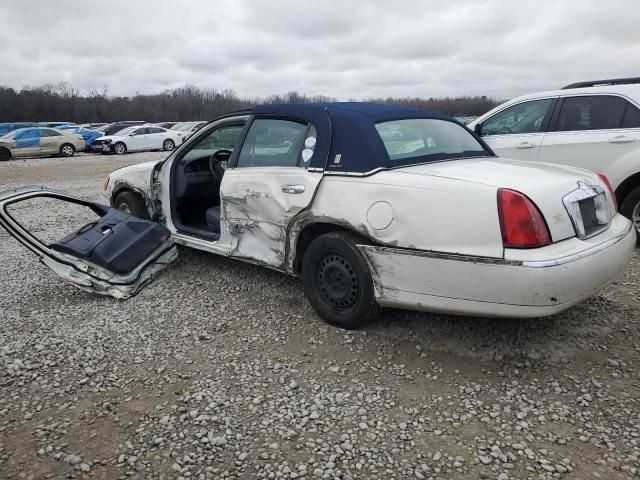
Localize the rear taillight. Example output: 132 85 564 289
497 188 551 249
597 173 617 212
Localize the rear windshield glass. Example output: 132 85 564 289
375 119 488 162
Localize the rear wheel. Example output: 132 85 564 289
302 231 379 329
113 142 127 155
59 143 75 157
162 139 175 151
114 191 149 219
620 185 640 245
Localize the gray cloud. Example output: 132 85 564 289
1 0 639 100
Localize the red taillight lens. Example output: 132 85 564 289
597 173 617 212
497 189 551 248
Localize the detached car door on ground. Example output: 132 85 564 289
0 187 177 299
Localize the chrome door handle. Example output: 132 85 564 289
516 142 535 149
281 184 305 194
609 135 636 144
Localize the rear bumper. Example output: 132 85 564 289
359 215 635 318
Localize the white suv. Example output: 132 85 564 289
468 78 640 238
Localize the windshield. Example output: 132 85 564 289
94 125 109 132
375 119 489 163
1 130 19 140
177 122 196 131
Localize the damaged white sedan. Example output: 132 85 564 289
3 103 635 329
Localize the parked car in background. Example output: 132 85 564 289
92 125 182 154
79 123 108 130
55 125 104 151
0 127 85 160
155 122 179 129
40 122 75 128
98 121 146 137
454 116 477 125
468 77 640 237
0 122 40 136
78 103 634 329
170 121 207 140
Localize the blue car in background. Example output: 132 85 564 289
55 125 103 151
0 123 40 137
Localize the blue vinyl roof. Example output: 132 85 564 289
247 102 493 174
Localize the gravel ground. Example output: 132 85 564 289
0 152 639 480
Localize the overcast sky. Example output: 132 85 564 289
1 0 639 100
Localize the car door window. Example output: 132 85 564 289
555 95 627 131
15 128 40 147
622 103 640 128
131 128 147 136
181 123 245 164
40 129 62 137
236 119 311 168
147 127 164 134
481 99 554 136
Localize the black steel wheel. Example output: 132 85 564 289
302 231 379 329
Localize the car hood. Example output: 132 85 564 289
96 135 125 142
111 160 161 177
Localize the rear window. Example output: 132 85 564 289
375 119 488 162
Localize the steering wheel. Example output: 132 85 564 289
209 149 232 186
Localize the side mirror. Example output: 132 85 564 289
474 123 482 136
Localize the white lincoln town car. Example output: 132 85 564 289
0 103 635 329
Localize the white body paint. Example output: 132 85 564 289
105 152 635 318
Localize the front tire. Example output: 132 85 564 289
162 139 175 151
59 143 75 157
620 185 640 245
113 142 127 155
114 191 149 219
302 231 379 329
0 147 11 161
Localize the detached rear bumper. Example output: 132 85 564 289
358 215 635 318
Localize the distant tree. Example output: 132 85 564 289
0 84 502 122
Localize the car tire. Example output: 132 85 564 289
620 185 640 245
302 231 380 329
114 191 149 219
113 142 127 155
59 143 75 157
0 147 11 161
163 139 175 151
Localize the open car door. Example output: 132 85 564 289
0 187 177 299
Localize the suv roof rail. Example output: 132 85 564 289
562 77 640 89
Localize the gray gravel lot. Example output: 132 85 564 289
0 152 639 479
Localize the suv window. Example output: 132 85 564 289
181 123 245 163
555 95 627 131
623 103 640 128
237 119 309 168
481 98 554 136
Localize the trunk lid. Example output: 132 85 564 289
394 157 613 242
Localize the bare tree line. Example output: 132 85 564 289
0 83 501 122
